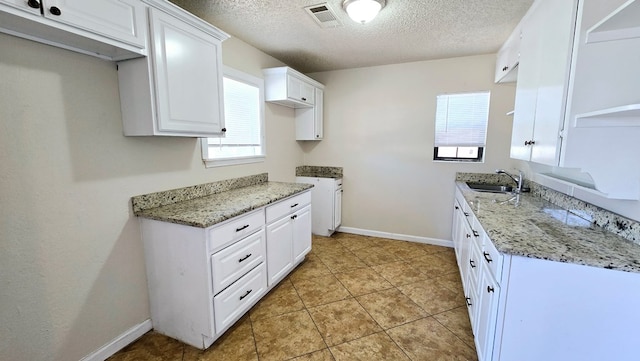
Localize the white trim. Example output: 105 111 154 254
79 319 152 361
337 226 453 248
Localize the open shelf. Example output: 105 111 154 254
586 0 640 43
574 104 640 127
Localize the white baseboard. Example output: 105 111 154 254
79 319 152 361
336 226 453 248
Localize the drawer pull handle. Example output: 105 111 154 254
483 252 493 263
469 259 476 268
301 97 307 101
290 203 299 208
472 230 479 237
239 289 252 300
238 254 252 263
454 206 459 210
464 212 470 217
291 214 298 220
487 286 495 293
466 233 471 239
236 224 250 232
465 297 472 306
27 0 40 9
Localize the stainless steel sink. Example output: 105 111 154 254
466 182 513 193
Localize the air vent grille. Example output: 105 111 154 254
304 3 342 28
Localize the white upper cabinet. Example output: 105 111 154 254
0 0 146 60
117 1 229 137
495 22 522 83
295 86 324 140
263 67 319 108
510 0 578 166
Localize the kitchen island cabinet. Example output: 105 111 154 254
132 174 313 349
452 180 640 361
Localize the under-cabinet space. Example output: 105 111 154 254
0 0 146 60
117 0 229 137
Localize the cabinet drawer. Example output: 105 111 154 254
266 191 311 223
482 238 504 280
211 230 266 295
208 209 265 253
213 263 266 333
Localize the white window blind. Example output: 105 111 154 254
202 67 265 167
434 92 490 147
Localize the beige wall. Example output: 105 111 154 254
0 34 300 361
303 55 517 241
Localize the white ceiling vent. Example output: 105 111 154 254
304 3 342 28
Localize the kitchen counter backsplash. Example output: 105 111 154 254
456 172 639 246
296 165 343 178
132 173 268 213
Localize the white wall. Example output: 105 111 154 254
303 55 516 241
0 34 300 361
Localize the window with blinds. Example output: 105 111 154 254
433 91 490 162
201 67 265 167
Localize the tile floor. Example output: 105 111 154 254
108 233 477 361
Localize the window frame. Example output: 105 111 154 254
432 91 490 163
201 66 266 168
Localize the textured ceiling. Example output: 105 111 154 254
169 0 534 73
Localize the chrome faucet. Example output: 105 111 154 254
496 169 529 193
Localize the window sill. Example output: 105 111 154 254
203 155 265 168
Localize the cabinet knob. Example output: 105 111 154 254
454 206 459 210
463 212 469 217
49 6 61 15
301 97 307 101
316 135 320 138
502 66 509 71
524 140 536 146
487 285 495 293
466 233 471 239
469 259 476 268
221 128 227 133
27 0 40 9
465 297 472 306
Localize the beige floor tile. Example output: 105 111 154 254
409 253 459 278
334 267 393 296
372 261 426 287
308 298 382 346
183 316 257 361
418 243 454 255
334 233 382 251
315 249 368 273
330 332 410 361
398 279 464 315
292 274 351 307
289 253 332 282
249 279 305 321
433 306 476 349
387 317 478 361
290 348 336 361
252 310 326 361
351 246 400 266
356 288 428 329
379 240 429 260
434 249 459 270
107 331 184 361
433 271 464 294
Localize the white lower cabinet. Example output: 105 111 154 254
140 191 312 349
265 191 312 286
295 177 342 236
453 186 640 361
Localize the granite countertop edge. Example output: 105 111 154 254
456 181 640 274
135 181 313 228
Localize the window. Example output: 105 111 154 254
433 91 490 162
201 67 265 167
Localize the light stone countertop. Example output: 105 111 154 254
457 182 640 273
135 182 313 228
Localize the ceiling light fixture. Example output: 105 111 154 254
343 0 386 24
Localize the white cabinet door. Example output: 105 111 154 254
287 75 315 106
293 205 312 264
314 87 324 139
266 215 293 286
42 0 146 48
149 7 225 135
476 268 501 361
0 0 41 15
333 187 342 230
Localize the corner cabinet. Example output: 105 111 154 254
140 190 312 350
0 0 147 60
117 0 229 137
263 66 325 141
295 176 342 236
